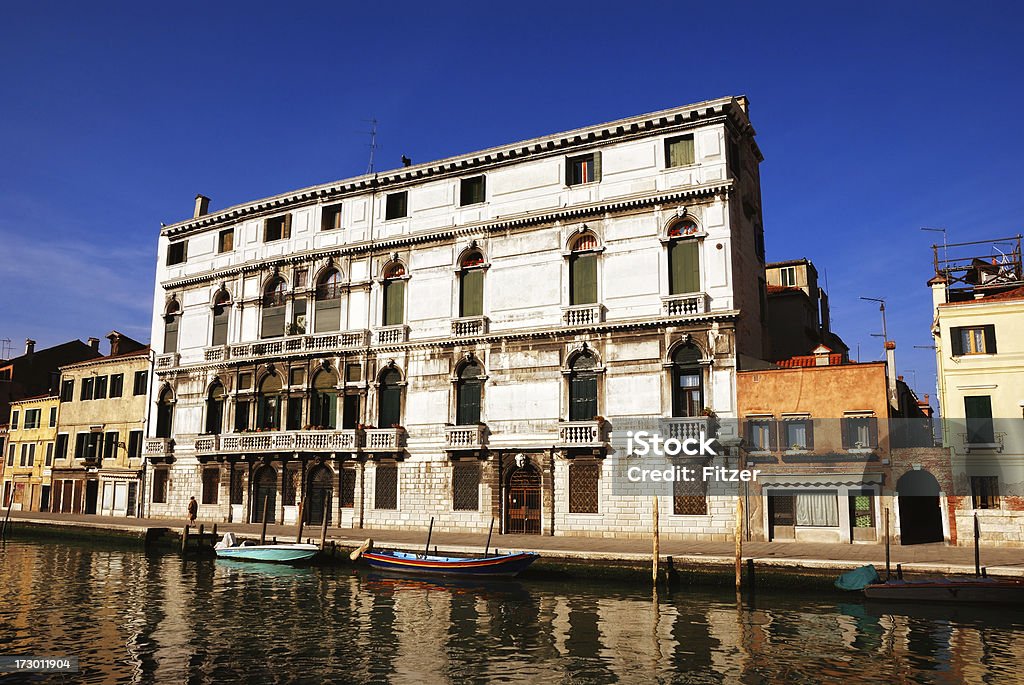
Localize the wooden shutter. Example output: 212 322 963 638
950 327 963 356
460 270 484 317
768 421 779 451
570 253 597 305
383 279 405 326
805 420 815 450
212 307 229 346
569 376 598 421
840 419 852 449
378 384 402 427
457 380 482 425
965 396 994 443
867 417 879 448
282 213 292 240
164 316 179 354
983 324 997 353
592 152 602 183
669 240 700 295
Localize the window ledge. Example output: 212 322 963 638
847 448 875 454
965 442 1002 453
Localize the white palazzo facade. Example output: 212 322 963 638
144 95 769 540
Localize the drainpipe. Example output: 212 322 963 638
138 348 156 518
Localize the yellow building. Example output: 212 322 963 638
1 394 60 511
930 235 1024 547
50 332 151 517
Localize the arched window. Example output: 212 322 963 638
311 369 339 429
569 234 598 305
671 343 703 417
163 300 181 354
377 368 403 427
256 373 283 431
456 361 483 425
155 387 174 438
382 263 406 326
568 353 599 421
667 220 701 295
261 278 287 339
314 269 343 333
205 382 225 435
458 251 485 317
211 291 230 347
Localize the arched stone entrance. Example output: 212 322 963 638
252 466 277 523
306 464 333 526
897 469 944 545
505 463 542 534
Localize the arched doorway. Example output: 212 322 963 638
306 464 333 526
506 463 541 534
252 466 277 523
897 469 944 544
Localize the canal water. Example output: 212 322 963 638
1 539 1022 684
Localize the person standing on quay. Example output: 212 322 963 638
187 496 198 525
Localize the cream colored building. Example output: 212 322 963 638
930 235 1024 546
1 394 59 511
51 332 151 517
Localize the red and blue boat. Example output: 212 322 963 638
360 549 539 578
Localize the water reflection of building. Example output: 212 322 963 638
145 96 769 541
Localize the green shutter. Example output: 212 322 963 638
950 327 964 356
460 270 483 317
164 316 179 354
457 380 482 425
384 280 405 326
965 396 994 443
379 386 401 427
983 324 997 354
669 240 700 294
592 152 602 183
570 254 597 305
569 376 598 421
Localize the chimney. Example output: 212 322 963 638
24 339 35 356
812 345 831 366
885 340 899 411
87 337 100 352
108 332 121 357
194 194 211 218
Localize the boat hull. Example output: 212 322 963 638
864 579 1024 605
215 544 319 564
362 550 539 578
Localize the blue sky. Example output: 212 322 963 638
2 2 1022 406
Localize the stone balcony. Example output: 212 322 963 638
444 424 488 450
158 331 371 371
562 304 605 327
451 316 489 338
556 420 607 448
374 324 410 345
154 353 179 370
144 438 174 460
197 429 365 455
662 292 708 316
364 428 406 452
661 416 711 441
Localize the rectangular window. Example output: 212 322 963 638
166 241 188 266
668 240 700 295
128 430 143 459
971 476 999 510
55 434 68 461
20 444 29 466
385 192 408 220
673 473 707 515
103 431 118 460
27 444 36 467
24 409 41 429
290 298 307 335
133 370 149 396
341 468 357 508
383 279 405 326
568 462 600 513
234 399 251 432
45 442 53 466
286 397 303 431
202 468 220 505
841 414 878 449
152 469 168 503
321 204 342 231
374 464 398 510
951 325 996 356
10 410 18 430
80 377 93 401
60 379 74 402
569 252 597 305
94 376 108 400
849 491 876 528
566 152 600 186
459 269 484 317
74 432 88 458
746 417 776 451
795 491 839 527
459 176 486 206
452 461 480 511
218 228 234 253
964 396 995 444
7 444 14 466
664 135 695 168
779 266 797 287
49 406 58 427
109 374 124 398
782 417 814 450
264 214 292 242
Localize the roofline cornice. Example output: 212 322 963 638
160 180 733 290
160 96 751 239
60 352 151 372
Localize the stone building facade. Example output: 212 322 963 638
50 333 150 517
1 394 59 511
146 96 768 539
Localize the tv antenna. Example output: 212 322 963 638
859 296 888 343
921 227 948 270
365 118 378 175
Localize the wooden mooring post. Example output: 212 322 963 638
295 502 305 544
260 496 270 545
319 511 330 550
181 525 190 553
652 495 660 587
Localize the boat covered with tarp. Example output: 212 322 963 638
214 532 319 564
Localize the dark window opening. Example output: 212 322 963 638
460 176 486 206
385 192 408 220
